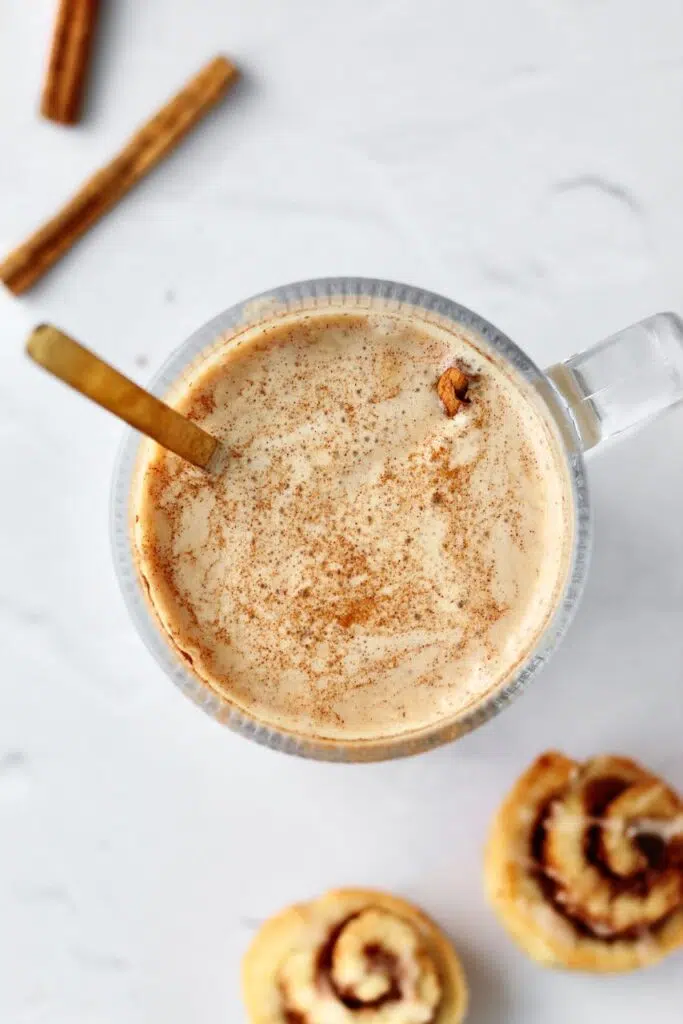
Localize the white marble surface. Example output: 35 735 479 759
2 1 683 1020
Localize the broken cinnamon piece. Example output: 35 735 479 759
41 0 100 125
1 55 239 295
437 366 470 416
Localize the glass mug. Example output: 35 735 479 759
111 278 683 761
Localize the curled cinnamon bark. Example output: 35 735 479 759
486 751 683 972
1 56 239 294
41 0 99 124
436 367 470 417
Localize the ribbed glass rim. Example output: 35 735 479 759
110 277 591 761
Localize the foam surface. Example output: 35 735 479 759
133 308 573 740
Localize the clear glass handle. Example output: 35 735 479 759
546 313 683 452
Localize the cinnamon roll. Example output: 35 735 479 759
486 751 683 971
242 888 468 1023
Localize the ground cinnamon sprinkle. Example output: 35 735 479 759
132 308 573 740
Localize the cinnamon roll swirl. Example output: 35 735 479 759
242 888 468 1022
486 751 683 971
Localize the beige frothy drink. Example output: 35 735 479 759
132 307 573 741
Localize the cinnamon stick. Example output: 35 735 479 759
41 0 100 124
1 55 239 295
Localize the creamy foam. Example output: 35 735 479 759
132 307 573 741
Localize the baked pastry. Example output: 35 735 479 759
242 888 468 1022
486 751 683 972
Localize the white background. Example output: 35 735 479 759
2 1 683 1021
